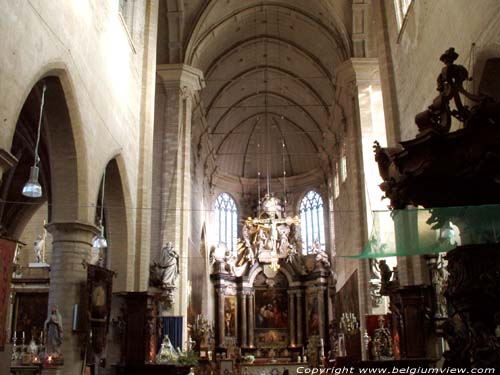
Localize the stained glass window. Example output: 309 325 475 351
214 193 238 255
299 191 326 255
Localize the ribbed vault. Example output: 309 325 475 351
160 0 351 179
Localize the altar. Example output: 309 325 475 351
210 194 335 366
240 362 307 375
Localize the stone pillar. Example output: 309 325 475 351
288 291 296 347
241 292 248 347
156 64 204 346
296 290 303 347
318 287 326 340
336 58 390 360
248 292 255 348
45 221 99 375
217 289 225 348
0 149 17 182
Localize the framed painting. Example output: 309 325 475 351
255 289 288 329
306 292 319 336
223 296 237 337
12 292 48 343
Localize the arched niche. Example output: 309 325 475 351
1 74 82 239
99 157 132 292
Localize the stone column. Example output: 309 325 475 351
0 149 17 184
248 292 255 348
288 291 296 347
217 289 225 348
156 64 205 346
318 287 326 340
296 290 303 347
45 221 99 375
337 58 390 360
241 292 248 347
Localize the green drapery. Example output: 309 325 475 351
344 205 500 259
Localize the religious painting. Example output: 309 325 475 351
87 264 114 355
12 292 48 344
256 330 288 347
255 289 288 329
307 292 319 336
224 296 237 337
0 238 17 348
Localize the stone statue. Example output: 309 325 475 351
44 304 63 356
160 242 179 287
379 259 392 295
312 239 330 268
415 48 473 134
156 334 179 363
372 316 393 360
33 234 44 263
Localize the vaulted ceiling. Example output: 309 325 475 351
158 0 353 179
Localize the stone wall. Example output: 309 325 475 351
0 1 158 291
379 0 500 141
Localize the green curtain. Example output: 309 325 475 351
344 204 500 259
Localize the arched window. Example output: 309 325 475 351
299 191 326 254
214 193 238 254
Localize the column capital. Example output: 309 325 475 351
157 64 205 95
46 221 100 245
0 148 17 176
336 58 381 88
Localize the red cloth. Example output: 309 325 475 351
0 238 17 349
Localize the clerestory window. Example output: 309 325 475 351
299 191 326 255
214 193 238 255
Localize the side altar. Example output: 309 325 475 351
210 194 335 365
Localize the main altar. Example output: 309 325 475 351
210 194 335 366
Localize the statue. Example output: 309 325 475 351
33 234 44 263
378 259 393 295
44 305 63 356
415 48 468 133
159 242 179 287
312 239 330 268
372 316 393 360
156 335 179 363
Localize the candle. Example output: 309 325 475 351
320 338 324 346
22 331 25 339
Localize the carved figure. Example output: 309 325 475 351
44 305 63 356
33 234 44 263
156 335 179 363
312 239 330 268
160 242 179 287
372 316 393 360
277 224 290 254
379 260 392 295
262 193 282 219
415 48 474 134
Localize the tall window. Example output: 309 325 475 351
299 191 326 255
214 193 238 254
340 143 347 183
394 0 412 30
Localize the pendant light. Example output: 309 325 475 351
22 84 46 198
92 170 108 248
